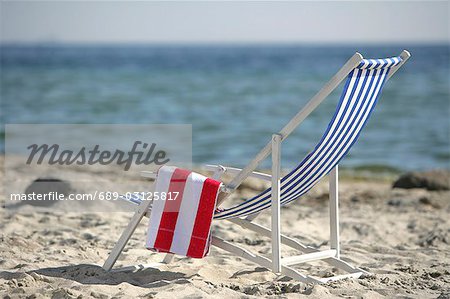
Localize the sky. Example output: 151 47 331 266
0 1 449 44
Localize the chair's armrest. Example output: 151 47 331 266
203 164 272 181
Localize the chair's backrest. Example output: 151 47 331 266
215 56 403 220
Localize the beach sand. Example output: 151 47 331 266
1 157 449 298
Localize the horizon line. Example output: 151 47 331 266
1 40 449 47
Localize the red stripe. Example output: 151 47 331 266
186 178 222 258
153 168 191 252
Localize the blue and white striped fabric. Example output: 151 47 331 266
213 56 402 220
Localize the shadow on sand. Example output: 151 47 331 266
0 264 195 288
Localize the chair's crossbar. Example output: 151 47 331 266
281 250 337 266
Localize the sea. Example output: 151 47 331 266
1 44 449 172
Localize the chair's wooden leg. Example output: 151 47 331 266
271 134 282 273
329 165 340 259
103 198 153 271
162 253 175 264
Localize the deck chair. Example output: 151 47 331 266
102 50 411 283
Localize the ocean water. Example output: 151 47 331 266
1 44 449 171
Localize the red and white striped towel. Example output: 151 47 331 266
146 166 222 258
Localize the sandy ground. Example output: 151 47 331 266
1 157 449 298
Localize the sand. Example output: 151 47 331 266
1 156 449 298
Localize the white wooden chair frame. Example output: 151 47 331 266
102 51 410 283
